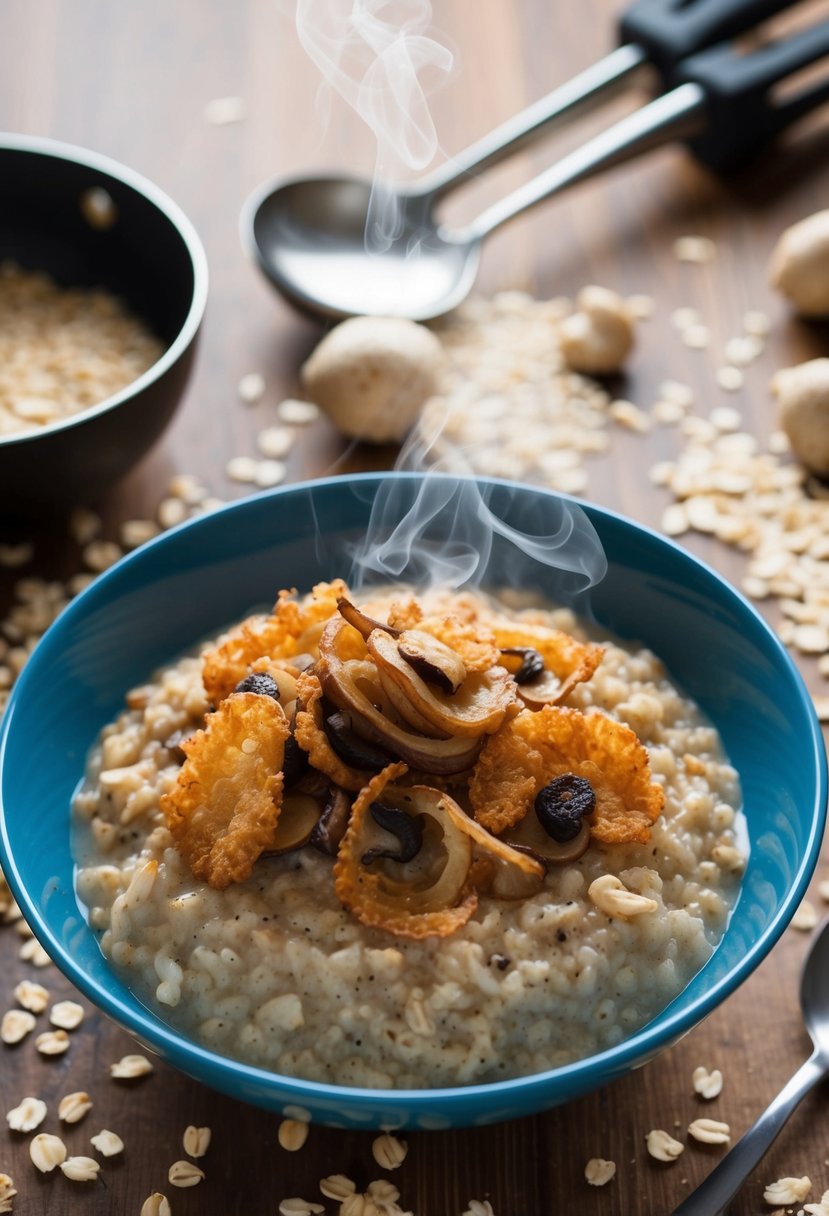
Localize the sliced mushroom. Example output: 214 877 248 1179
499 647 545 685
367 628 518 739
515 670 565 710
234 671 282 701
309 786 352 855
337 596 400 640
361 802 423 865
262 793 322 856
397 630 467 694
323 710 395 771
318 620 482 775
282 732 310 787
502 775 593 867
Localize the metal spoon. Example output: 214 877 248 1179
672 917 829 1216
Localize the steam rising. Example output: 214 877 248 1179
294 0 453 247
349 422 608 597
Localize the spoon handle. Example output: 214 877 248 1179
671 1052 826 1216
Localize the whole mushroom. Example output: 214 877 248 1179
772 358 829 476
300 316 444 443
770 210 829 318
559 285 635 376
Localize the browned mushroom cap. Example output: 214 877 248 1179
367 628 518 739
309 786 352 855
262 793 323 856
397 630 467 694
336 596 400 640
317 620 483 775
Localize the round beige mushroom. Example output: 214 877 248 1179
300 316 443 443
772 358 829 476
559 285 635 376
770 209 829 317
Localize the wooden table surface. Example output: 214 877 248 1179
2 2 829 1213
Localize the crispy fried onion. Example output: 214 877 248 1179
294 671 380 792
470 705 664 845
317 619 484 775
161 691 290 889
491 619 603 708
201 580 349 704
334 764 543 938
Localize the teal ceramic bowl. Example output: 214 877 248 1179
0 474 825 1129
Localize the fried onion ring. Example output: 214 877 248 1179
161 691 290 889
293 671 377 793
470 705 664 845
491 619 603 706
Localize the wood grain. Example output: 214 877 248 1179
2 2 829 1213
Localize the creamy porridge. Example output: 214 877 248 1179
73 584 743 1088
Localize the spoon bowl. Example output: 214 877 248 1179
243 175 478 322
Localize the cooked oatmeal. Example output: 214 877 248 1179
73 591 742 1088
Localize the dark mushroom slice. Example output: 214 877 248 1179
337 596 400 640
323 710 396 772
309 786 353 855
499 647 545 685
234 671 282 701
361 801 424 865
282 732 310 787
397 630 467 695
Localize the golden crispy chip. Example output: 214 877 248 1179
386 598 423 631
334 766 479 940
161 691 290 889
470 706 664 845
418 614 500 673
293 671 375 793
201 581 348 705
490 619 603 703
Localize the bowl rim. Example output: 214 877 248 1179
1 472 826 1113
0 131 209 449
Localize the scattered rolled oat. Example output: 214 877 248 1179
819 880 829 903
688 1118 731 1145
120 519 160 549
646 1129 684 1162
716 367 744 393
69 507 102 546
226 455 259 483
13 980 49 1013
110 1053 154 1079
90 1129 123 1157
319 1175 356 1201
0 1174 16 1215
255 458 287 488
278 1118 309 1152
805 1188 829 1215
792 899 819 931
168 1159 204 1187
50 1000 84 1030
692 1066 723 1099
157 496 188 529
35 1029 70 1056
278 1200 324 1216
682 323 710 350
140 1194 172 1216
6 1097 47 1132
257 425 296 458
462 1203 495 1216
30 1133 66 1173
82 540 122 573
674 235 716 264
183 1124 211 1158
58 1092 93 1124
60 1156 100 1182
17 938 50 967
626 293 655 319
585 1157 616 1185
1 1010 35 1045
204 95 246 125
372 1132 408 1170
238 372 266 403
763 1175 812 1205
0 544 33 569
744 309 772 336
277 398 319 425
588 874 658 918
